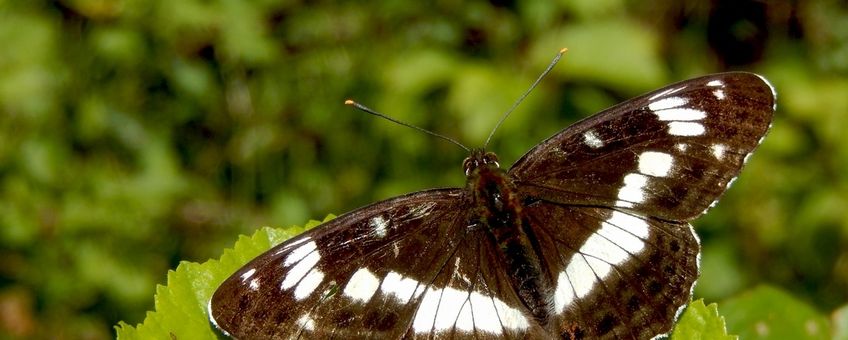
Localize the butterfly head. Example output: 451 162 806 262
463 149 500 177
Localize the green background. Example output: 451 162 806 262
1 0 846 338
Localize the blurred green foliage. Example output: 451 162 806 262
721 285 830 339
0 0 846 338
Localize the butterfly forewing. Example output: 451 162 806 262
209 72 775 339
510 72 775 221
211 189 550 338
210 189 467 338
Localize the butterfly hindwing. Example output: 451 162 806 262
399 218 552 339
510 72 775 221
522 201 700 338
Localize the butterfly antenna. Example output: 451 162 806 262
484 48 568 148
345 99 471 152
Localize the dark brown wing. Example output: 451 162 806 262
525 202 700 339
509 72 775 221
506 72 774 338
209 188 550 339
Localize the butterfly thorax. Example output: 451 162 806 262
464 149 553 323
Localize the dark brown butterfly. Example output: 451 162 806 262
209 65 775 339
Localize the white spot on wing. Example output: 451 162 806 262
584 256 612 279
240 268 256 282
413 286 528 334
371 216 388 238
606 210 650 239
713 89 726 100
648 96 687 111
492 295 529 331
604 211 649 242
639 151 674 177
555 211 649 311
616 173 648 205
284 241 318 267
380 271 418 303
344 268 380 302
248 278 261 290
412 288 440 332
711 144 727 160
281 251 321 290
297 314 316 331
579 242 624 280
706 79 724 87
602 211 648 250
668 121 705 136
454 298 475 331
654 108 706 121
676 143 688 152
433 287 468 331
469 292 502 334
554 271 575 313
565 255 595 299
294 269 324 300
411 282 427 299
583 130 604 148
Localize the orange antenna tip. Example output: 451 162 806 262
344 99 355 105
559 47 568 54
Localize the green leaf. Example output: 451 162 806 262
720 285 831 340
672 299 737 340
114 217 329 339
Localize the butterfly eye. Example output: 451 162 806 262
478 152 500 168
462 158 474 176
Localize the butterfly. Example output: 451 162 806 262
208 57 775 339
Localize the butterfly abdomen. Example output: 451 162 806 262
467 152 554 325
